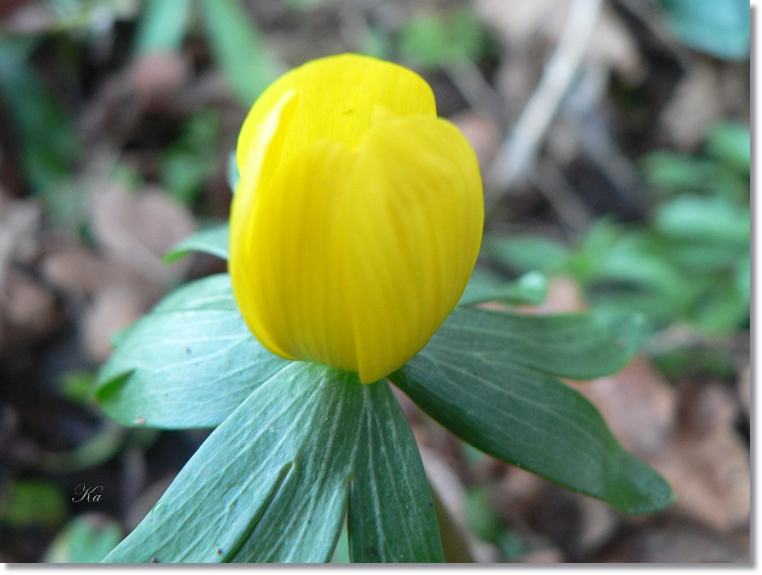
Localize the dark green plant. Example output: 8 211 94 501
92 226 673 563
486 122 750 336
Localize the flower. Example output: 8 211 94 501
229 53 483 383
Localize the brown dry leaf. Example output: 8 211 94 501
475 0 559 50
129 52 192 113
585 3 646 84
44 182 193 365
494 466 545 524
0 198 51 351
89 183 195 287
569 356 677 457
576 496 619 555
660 59 722 150
1 1 57 34
41 245 118 296
77 73 139 145
520 275 585 314
0 269 59 336
0 198 40 285
718 63 751 120
493 60 539 122
546 118 583 166
474 300 509 312
82 285 147 363
42 241 166 364
497 469 617 560
451 112 502 170
597 519 749 563
519 547 565 563
654 430 750 532
677 381 738 439
648 383 750 532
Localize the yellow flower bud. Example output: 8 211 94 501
229 53 483 383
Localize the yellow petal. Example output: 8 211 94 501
236 53 436 171
233 140 360 373
229 88 300 361
231 111 483 383
346 117 483 382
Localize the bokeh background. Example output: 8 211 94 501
0 0 751 563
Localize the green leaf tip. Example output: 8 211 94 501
390 306 669 515
94 274 287 429
605 450 675 514
164 223 230 262
94 371 134 408
459 268 548 307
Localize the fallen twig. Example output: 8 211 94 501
485 0 603 213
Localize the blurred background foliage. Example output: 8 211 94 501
0 0 750 564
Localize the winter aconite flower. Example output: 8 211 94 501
229 54 483 383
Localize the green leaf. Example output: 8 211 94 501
103 362 337 562
654 195 750 247
360 25 394 61
103 364 442 563
347 379 443 562
161 151 214 204
642 150 705 193
587 291 683 333
44 515 123 563
398 7 485 68
706 121 751 174
227 150 240 191
198 0 279 106
571 221 680 293
57 369 97 405
484 235 570 275
160 109 221 205
416 307 645 380
39 420 127 474
225 367 356 563
0 38 82 210
580 240 671 289
661 241 742 275
651 347 737 382
390 307 674 514
690 277 750 335
497 529 526 560
1 480 67 527
282 0 333 9
641 151 748 201
459 268 548 306
133 0 192 54
573 229 685 300
330 520 350 563
43 0 130 32
656 0 749 61
95 274 286 428
735 254 750 303
463 487 502 543
164 223 230 262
